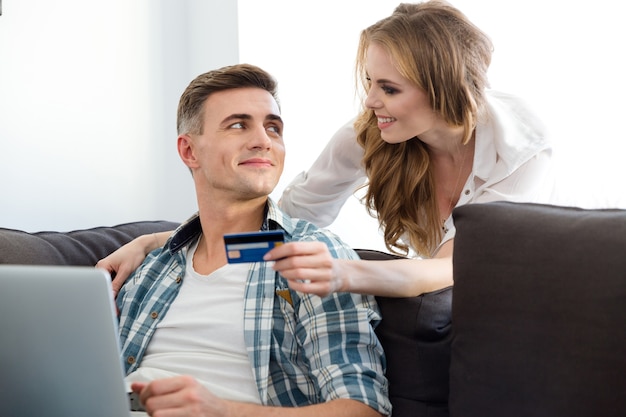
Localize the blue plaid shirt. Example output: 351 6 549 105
117 199 391 415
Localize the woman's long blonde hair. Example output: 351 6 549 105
355 1 493 256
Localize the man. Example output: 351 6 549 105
116 63 390 416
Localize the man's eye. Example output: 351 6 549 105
230 122 244 129
267 125 281 134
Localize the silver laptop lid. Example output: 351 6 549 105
0 265 132 417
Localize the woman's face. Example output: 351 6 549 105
364 42 439 144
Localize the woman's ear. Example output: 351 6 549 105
177 134 199 170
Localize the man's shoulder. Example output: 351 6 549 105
289 219 359 260
268 198 358 260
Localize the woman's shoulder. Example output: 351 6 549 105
482 89 549 149
484 90 546 134
474 90 551 179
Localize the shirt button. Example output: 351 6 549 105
464 189 470 195
127 356 135 364
151 311 158 319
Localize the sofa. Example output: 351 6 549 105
449 201 626 417
1 201 624 417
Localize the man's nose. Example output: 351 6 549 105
248 125 272 149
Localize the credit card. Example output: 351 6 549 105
224 230 285 263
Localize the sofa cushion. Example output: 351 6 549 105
450 202 626 417
0 221 180 266
356 249 451 417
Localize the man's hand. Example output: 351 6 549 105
132 375 383 417
131 376 230 417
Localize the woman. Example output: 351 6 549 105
98 0 553 298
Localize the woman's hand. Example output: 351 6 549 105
264 241 346 297
95 233 161 296
267 240 454 298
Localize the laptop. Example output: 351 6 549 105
0 265 136 417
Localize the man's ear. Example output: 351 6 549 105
177 134 199 170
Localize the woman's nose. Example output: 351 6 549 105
364 89 381 109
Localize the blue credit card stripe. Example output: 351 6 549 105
226 242 270 250
223 231 284 244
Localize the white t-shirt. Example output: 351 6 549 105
125 240 261 404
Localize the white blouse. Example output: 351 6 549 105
280 90 555 252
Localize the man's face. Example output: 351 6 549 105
181 87 285 202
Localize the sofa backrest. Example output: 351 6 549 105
450 201 626 417
0 221 180 266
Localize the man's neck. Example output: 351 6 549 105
193 197 268 275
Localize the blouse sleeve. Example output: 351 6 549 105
279 118 367 227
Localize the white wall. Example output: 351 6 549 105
239 0 626 251
0 0 238 232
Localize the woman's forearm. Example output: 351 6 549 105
338 257 453 297
151 231 173 250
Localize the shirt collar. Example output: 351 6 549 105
166 198 294 253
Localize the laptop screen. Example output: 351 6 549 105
0 265 132 417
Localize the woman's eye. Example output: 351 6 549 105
382 86 398 95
